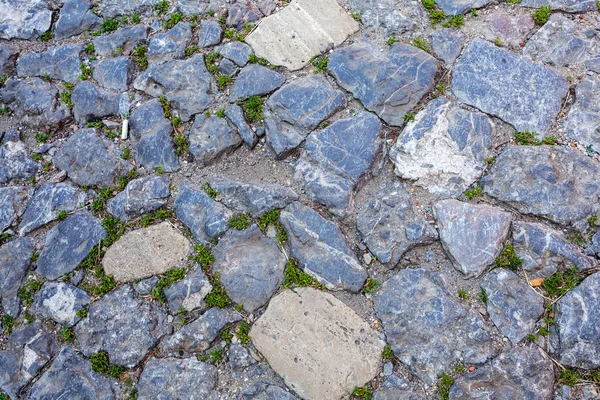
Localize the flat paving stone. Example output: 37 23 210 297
564 75 600 152
0 238 34 317
0 139 38 184
519 0 597 12
229 64 285 102
189 115 242 166
54 0 101 39
0 186 28 232
31 281 91 327
17 44 83 84
0 0 52 40
106 175 170 221
436 0 494 15
93 25 148 57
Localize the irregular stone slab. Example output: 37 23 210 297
148 22 192 64
218 58 238 77
198 20 222 47
213 225 286 312
229 64 285 102
107 175 169 221
481 269 544 344
53 128 131 187
174 181 232 244
0 0 52 40
138 357 217 398
587 54 600 73
0 238 34 316
513 221 596 279
564 75 600 152
102 222 191 282
0 138 38 184
435 0 493 15
251 288 384 400
551 271 600 369
164 266 212 313
208 178 298 217
175 0 212 16
75 285 167 367
449 345 554 400
71 81 121 124
217 41 253 67
329 43 438 126
246 0 359 70
374 269 493 384
228 343 256 369
389 97 494 197
280 202 367 292
31 281 91 326
55 0 101 39
452 39 568 134
294 112 381 216
93 56 134 92
226 1 261 29
133 55 212 122
0 186 28 232
93 25 148 57
134 276 159 295
28 347 116 400
357 185 438 267
481 145 600 230
433 200 512 278
226 104 256 148
36 211 107 280
259 0 278 16
0 43 18 75
265 74 346 157
96 0 154 17
160 308 241 356
18 182 86 235
1 78 71 128
519 0 596 13
482 10 535 49
17 44 83 84
189 115 242 166
348 0 414 34
429 28 464 65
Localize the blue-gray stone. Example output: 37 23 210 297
279 202 367 292
226 1 260 29
374 389 425 400
0 0 52 40
96 0 155 18
481 145 600 230
452 39 568 134
71 81 121 124
17 44 83 84
0 350 25 398
107 175 170 221
0 238 34 317
92 56 134 92
328 42 438 126
164 266 212 313
175 0 213 16
0 186 28 232
36 211 106 281
217 41 252 66
0 137 38 184
138 357 217 398
564 75 600 152
374 269 493 384
18 182 86 235
586 54 600 73
198 20 223 47
429 28 464 65
226 104 256 148
519 0 596 12
228 343 256 369
218 58 238 76
0 43 18 75
593 231 600 255
134 276 159 295
265 74 346 158
53 128 131 187
435 0 493 15
31 281 91 326
189 115 242 166
174 181 232 244
229 64 285 102
55 0 102 39
348 0 414 34
93 25 148 57
148 22 192 64
294 112 381 216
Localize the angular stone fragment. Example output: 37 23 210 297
31 281 91 326
102 222 191 282
229 64 285 102
148 22 192 64
280 202 367 292
0 238 34 317
164 266 212 313
390 97 494 197
93 25 148 56
481 146 600 230
434 200 512 278
107 175 170 221
0 138 38 184
17 44 83 84
93 56 134 92
189 115 242 166
482 10 535 49
348 0 414 34
519 0 596 12
245 0 359 70
259 0 278 16
265 74 346 157
36 211 107 280
55 0 102 39
226 104 256 148
0 186 28 232
198 20 222 47
374 269 493 384
75 285 167 367
95 0 154 17
564 75 600 152
138 357 217 398
226 1 261 29
251 288 384 400
0 0 52 40
71 81 121 124
217 41 253 66
429 28 464 65
449 346 555 400
329 43 438 126
294 112 381 216
452 39 568 134
0 43 18 75
435 0 493 15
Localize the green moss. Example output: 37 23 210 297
442 14 464 29
203 182 218 199
542 268 581 299
121 147 131 160
2 314 16 335
191 244 214 270
216 74 232 90
256 209 287 246
457 289 470 300
205 273 232 308
132 45 148 70
495 243 522 271
381 345 394 361
184 45 199 57
236 322 251 345
18 278 43 307
361 278 380 294
558 369 581 387
311 56 328 73
282 259 326 290
437 373 454 400
40 31 53 41
412 37 429 51
131 13 141 23
163 12 184 29
531 6 551 26
421 0 435 10
90 351 125 377
243 96 264 122
76 308 88 318
151 267 187 303
428 9 446 25
139 209 173 228
352 386 372 400
58 326 75 343
228 212 253 230
464 185 483 200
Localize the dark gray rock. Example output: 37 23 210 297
75 284 167 367
217 41 253 66
28 347 116 400
17 44 83 84
389 97 494 197
174 181 232 244
213 225 286 312
226 1 261 29
0 349 27 398
0 238 34 316
356 185 437 267
1 78 71 128
198 20 223 47
564 75 600 152
93 25 148 57
513 221 596 279
71 81 121 124
374 388 425 400
0 138 38 184
481 269 545 344
265 74 346 158
294 112 381 216
164 266 212 313
208 178 298 217
452 39 568 134
160 307 241 356
0 43 18 75
175 0 214 16
96 0 155 18
226 104 256 148
434 200 512 278
55 0 102 39
374 269 493 384
429 28 464 65
107 175 169 221
519 0 596 13
53 128 131 187
593 231 600 255
481 145 600 230
229 343 256 369
189 115 242 166
138 357 217 399
449 345 554 400
280 202 367 292
348 0 414 34
435 0 494 15
134 276 159 295
218 58 238 76
31 281 91 326
328 42 438 126
0 0 52 40
148 22 192 64
133 54 213 122
586 54 600 73
92 56 134 92
229 64 285 102
36 211 107 281
0 186 28 232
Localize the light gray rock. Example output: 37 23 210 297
348 0 414 34
189 115 242 166
93 25 148 56
226 104 256 148
0 0 52 40
148 22 192 64
17 44 83 83
229 64 285 102
435 0 494 15
217 41 253 66
164 266 212 313
107 175 169 221
0 138 38 184
587 54 600 73
92 56 134 92
0 186 28 232
31 281 91 326
228 343 256 369
134 276 159 296
55 0 102 39
71 81 121 124
259 0 278 16
95 0 155 17
198 20 222 47
0 238 34 316
0 43 18 75
519 0 596 13
564 75 600 152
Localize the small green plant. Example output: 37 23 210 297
132 45 148 70
352 386 372 400
457 289 470 300
32 153 43 162
205 273 232 308
429 9 446 25
80 64 93 80
495 243 522 271
542 268 581 298
18 278 43 306
216 74 232 90
173 133 188 156
159 96 171 118
56 210 68 221
506 0 522 3
531 6 551 26
464 185 483 200
60 89 73 108
228 213 253 230
76 308 88 318
154 167 164 175
484 157 495 166
381 345 394 360
243 96 264 122
527 333 538 342
151 267 187 303
361 278 380 294
58 326 75 343
84 42 95 55
443 14 464 28
438 373 454 400
236 322 251 345
131 13 141 23
224 28 236 39
155 0 169 15
40 31 53 41
163 12 184 29
257 209 287 246
100 18 119 34
203 182 218 199
0 232 11 245
403 112 415 123
478 287 488 304
35 131 51 143
311 56 328 73
558 369 581 387
210 348 223 364
222 327 233 343
588 215 598 227
494 37 504 46
385 35 399 46
184 45 199 57
514 131 556 146
192 244 214 270
90 351 125 377
23 310 35 324
412 37 429 51
282 259 326 290
454 364 465 373
121 147 131 160
216 108 226 118
206 9 215 16
1 314 15 335
470 8 478 17
422 0 435 9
